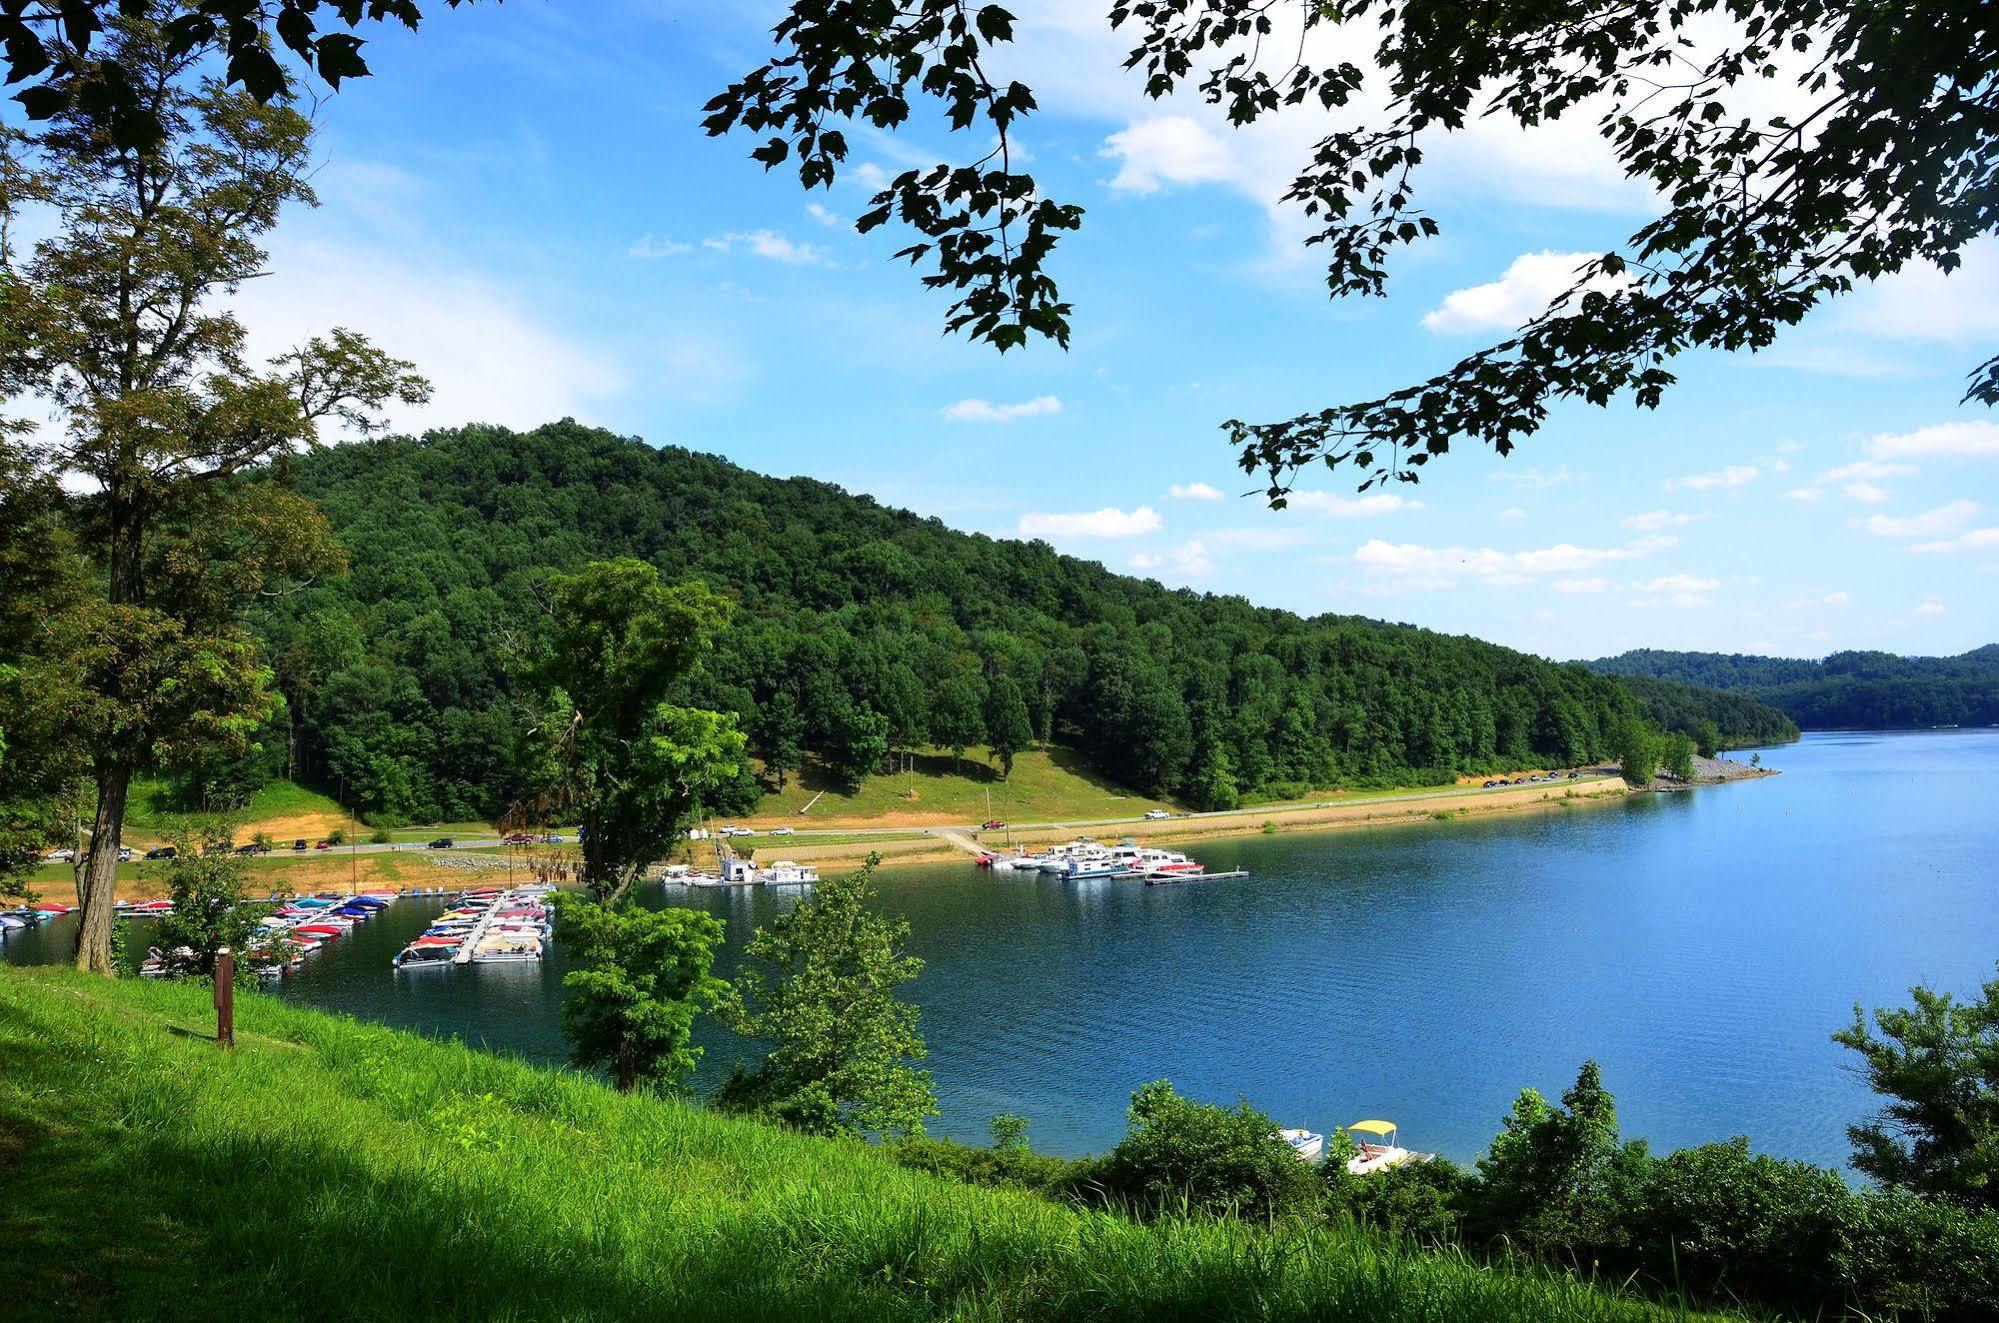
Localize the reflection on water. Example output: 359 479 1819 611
11 729 1996 1166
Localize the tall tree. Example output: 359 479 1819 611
930 675 984 773
719 857 936 1138
553 898 728 1094
0 12 426 972
753 690 805 791
541 558 746 903
982 673 1032 780
1834 964 1999 1211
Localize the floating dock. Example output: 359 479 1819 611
1143 869 1248 886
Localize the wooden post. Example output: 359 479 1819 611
214 947 235 1050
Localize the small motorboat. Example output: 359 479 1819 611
293 923 346 939
1279 1127 1325 1162
1343 1120 1433 1175
761 860 818 886
33 902 73 915
394 943 457 968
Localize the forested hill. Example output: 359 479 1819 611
1586 648 1999 731
240 422 1763 825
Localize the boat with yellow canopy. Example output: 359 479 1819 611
1343 1119 1433 1175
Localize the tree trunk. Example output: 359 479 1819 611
73 760 130 974
615 1039 637 1093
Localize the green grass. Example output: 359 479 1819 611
757 746 1176 823
0 967 1723 1322
122 777 349 837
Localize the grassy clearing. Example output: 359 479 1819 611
0 967 1722 1323
753 746 1175 824
120 777 350 841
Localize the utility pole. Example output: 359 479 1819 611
214 948 235 1049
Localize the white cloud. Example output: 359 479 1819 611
1911 527 1999 554
236 236 625 435
1634 574 1721 595
1822 591 1852 606
1130 539 1213 577
1865 420 1999 460
1552 577 1608 594
942 395 1063 423
1287 490 1425 517
1856 500 1980 539
1668 464 1758 492
702 229 829 265
1422 251 1622 334
1498 506 1527 519
1914 600 1946 616
1019 505 1162 539
1495 465 1574 491
1624 510 1701 531
1786 458 1917 503
1786 487 1824 502
628 233 693 258
1101 115 1242 195
1169 481 1225 500
805 201 842 227
1836 239 1999 346
1844 481 1891 503
1778 440 1806 454
1352 536 1664 588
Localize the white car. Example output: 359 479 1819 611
44 847 75 863
1144 809 1171 820
718 825 751 837
768 826 795 836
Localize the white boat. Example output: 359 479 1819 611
1280 1127 1325 1162
658 864 722 886
393 943 457 969
1342 1120 1433 1175
469 935 543 963
762 860 818 885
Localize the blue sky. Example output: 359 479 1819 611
236 0 1999 661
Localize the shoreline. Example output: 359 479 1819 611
72 764 1805 902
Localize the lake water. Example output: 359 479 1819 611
10 729 1996 1168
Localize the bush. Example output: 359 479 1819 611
888 1133 1098 1196
1332 1154 1473 1248
1618 1139 1852 1314
1097 1080 1321 1221
1844 1187 1999 1321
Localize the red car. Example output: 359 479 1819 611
503 832 533 845
314 840 332 850
982 819 1006 830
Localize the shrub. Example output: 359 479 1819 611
1097 1080 1321 1221
1333 1154 1473 1248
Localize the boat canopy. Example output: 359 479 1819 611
1346 1119 1398 1136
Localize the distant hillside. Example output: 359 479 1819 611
218 421 1679 826
1586 647 1999 731
1606 675 1800 748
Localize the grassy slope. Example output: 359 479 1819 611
0 968 1718 1323
754 746 1176 823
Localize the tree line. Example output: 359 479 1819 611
1589 648 1999 732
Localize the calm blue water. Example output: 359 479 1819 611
10 730 1996 1168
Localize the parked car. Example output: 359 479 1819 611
427 838 453 850
117 846 133 862
234 842 269 855
1481 780 1496 789
981 819 1005 830
768 826 795 836
144 846 177 860
44 847 75 863
503 832 533 845
293 838 308 851
314 840 333 850
1144 809 1171 820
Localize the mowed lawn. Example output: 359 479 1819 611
752 746 1177 824
0 968 1724 1323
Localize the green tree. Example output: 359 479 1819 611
1615 723 1659 789
543 559 747 903
822 701 889 792
930 676 984 772
1833 964 1999 1211
552 896 728 1093
1099 1079 1321 1221
1 13 426 972
719 857 936 1138
1693 718 1723 760
1470 1060 1629 1255
1660 731 1697 783
753 690 805 791
1186 740 1239 812
149 829 273 981
982 674 1032 779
